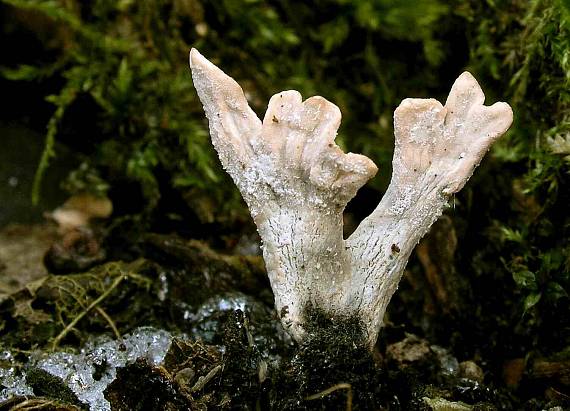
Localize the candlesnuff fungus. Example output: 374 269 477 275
189 48 513 349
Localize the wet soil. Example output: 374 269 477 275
0 224 57 297
0 223 568 410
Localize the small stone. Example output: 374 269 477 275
502 358 525 387
386 334 431 365
431 345 459 376
49 194 113 232
174 367 196 388
459 360 484 383
423 397 472 411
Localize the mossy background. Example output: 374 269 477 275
0 0 568 404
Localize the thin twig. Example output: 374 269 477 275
190 365 222 393
305 383 353 411
11 398 59 410
51 273 126 350
95 306 122 340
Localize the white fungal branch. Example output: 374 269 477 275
347 77 513 341
189 48 513 348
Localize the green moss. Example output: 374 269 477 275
0 0 461 218
464 0 569 352
0 0 568 373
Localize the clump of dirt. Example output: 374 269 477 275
0 224 57 297
1 226 568 410
0 259 161 349
104 359 188 411
271 306 385 410
101 311 268 410
218 309 268 406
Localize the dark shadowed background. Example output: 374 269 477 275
0 0 568 408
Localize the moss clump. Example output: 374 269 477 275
271 306 385 410
0 0 465 223
103 359 188 411
459 0 569 357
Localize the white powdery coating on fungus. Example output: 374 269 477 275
189 49 513 348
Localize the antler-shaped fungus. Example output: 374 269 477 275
189 48 513 348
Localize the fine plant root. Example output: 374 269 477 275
56 277 123 342
9 398 80 410
305 382 353 411
51 271 126 350
95 306 122 341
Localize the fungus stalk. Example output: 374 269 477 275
189 49 513 348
